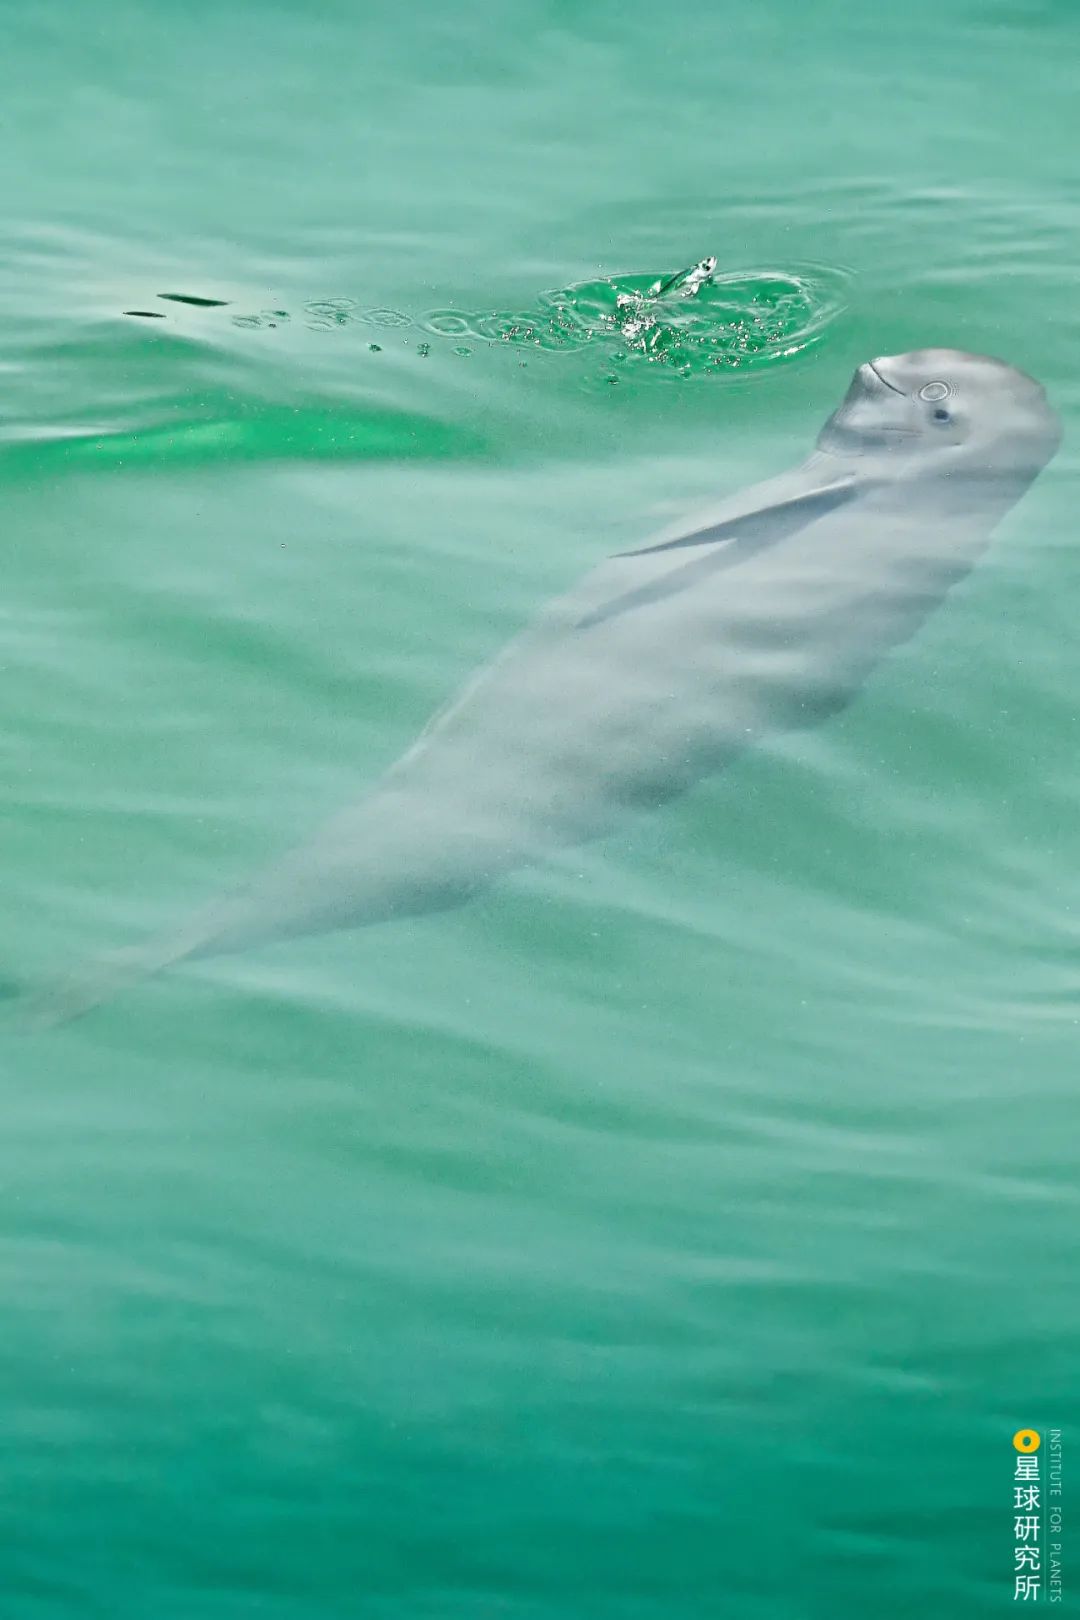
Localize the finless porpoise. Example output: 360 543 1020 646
26 348 1060 1024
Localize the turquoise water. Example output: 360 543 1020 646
3 2 1079 1614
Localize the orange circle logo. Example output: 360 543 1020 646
1013 1430 1041 1453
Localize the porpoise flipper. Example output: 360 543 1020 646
577 471 858 630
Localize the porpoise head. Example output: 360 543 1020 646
817 348 1060 487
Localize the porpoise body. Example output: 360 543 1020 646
28 349 1060 1023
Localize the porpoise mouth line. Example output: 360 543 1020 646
868 360 907 397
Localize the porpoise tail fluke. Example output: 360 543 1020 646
15 935 198 1032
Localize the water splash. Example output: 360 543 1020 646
428 258 850 377
646 256 719 300
613 256 723 344
120 258 851 381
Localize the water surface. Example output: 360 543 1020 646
3 2 1079 1614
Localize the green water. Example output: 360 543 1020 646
3 2 1079 1614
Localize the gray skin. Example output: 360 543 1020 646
30 348 1060 1024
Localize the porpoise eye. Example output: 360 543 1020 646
932 407 951 423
